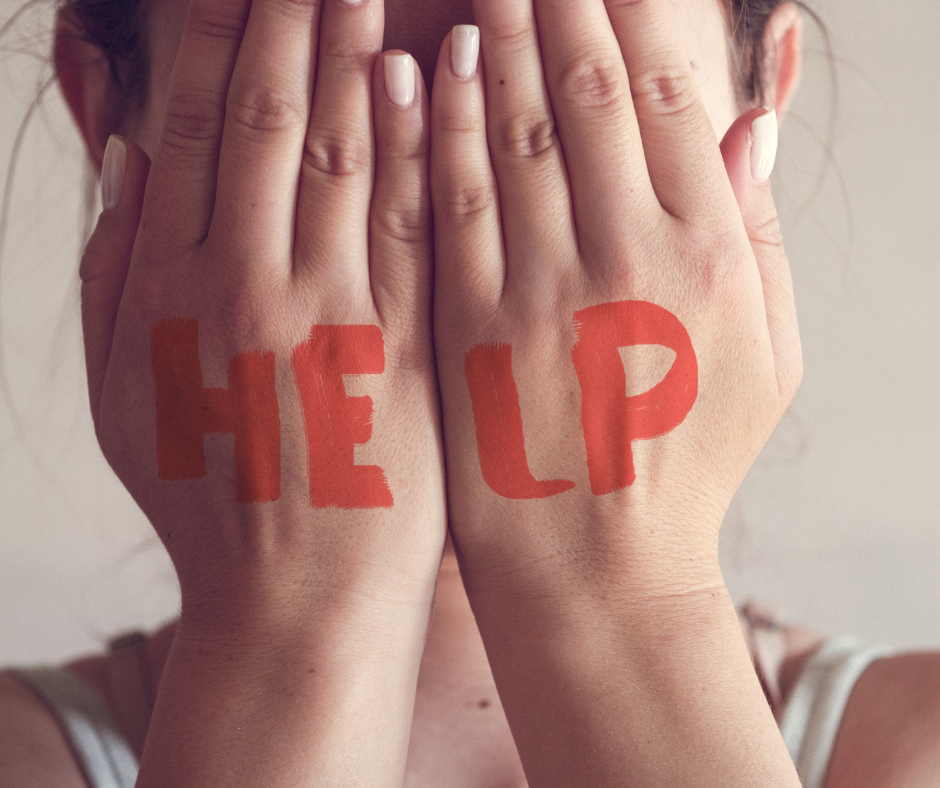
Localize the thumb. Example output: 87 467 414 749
80 134 150 434
720 107 803 406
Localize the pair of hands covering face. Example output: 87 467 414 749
81 0 798 637
79 0 803 784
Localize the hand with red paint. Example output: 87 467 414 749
430 4 801 787
77 0 445 784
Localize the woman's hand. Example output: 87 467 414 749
78 0 444 784
430 1 801 786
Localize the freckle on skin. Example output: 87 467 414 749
478 699 491 709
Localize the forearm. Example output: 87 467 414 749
467 565 800 788
136 575 437 788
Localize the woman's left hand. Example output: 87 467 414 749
429 1 802 786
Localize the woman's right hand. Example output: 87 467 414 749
77 0 444 783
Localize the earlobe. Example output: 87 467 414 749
763 2 803 123
54 9 123 172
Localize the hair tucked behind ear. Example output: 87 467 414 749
725 0 830 108
57 0 149 106
34 0 819 113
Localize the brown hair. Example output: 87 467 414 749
64 0 149 105
726 0 827 107
57 0 810 112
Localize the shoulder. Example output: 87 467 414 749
773 619 940 788
0 662 104 788
823 650 940 788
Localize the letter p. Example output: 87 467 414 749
571 300 698 495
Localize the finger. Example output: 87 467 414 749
534 0 656 255
369 51 433 322
80 136 150 433
430 29 505 306
720 108 801 402
210 0 323 269
146 0 250 250
604 0 731 222
469 2 575 272
295 0 384 287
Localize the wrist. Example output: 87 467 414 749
454 504 725 614
175 550 442 653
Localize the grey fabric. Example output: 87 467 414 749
779 635 897 788
7 666 139 788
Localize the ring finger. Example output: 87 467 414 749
295 0 385 291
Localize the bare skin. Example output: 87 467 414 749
3 0 940 786
2 565 821 788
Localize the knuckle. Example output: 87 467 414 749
436 106 485 137
671 227 743 297
270 0 318 16
630 67 697 118
607 0 647 10
373 200 432 245
161 91 224 152
748 214 785 252
376 132 427 165
694 252 741 297
485 18 533 54
381 328 433 376
303 131 371 178
199 272 283 345
187 7 246 45
496 110 558 160
443 179 496 221
556 54 627 112
228 88 305 135
319 35 378 67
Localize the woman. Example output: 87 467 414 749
1 0 937 785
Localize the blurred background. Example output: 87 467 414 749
1 0 938 664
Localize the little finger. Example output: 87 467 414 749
720 108 801 403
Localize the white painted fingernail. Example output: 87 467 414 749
385 53 416 109
101 135 126 211
451 25 480 80
750 108 778 184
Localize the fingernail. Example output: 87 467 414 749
750 108 778 184
385 53 416 109
451 25 480 80
101 135 126 210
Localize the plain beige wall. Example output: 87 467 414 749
1 0 938 665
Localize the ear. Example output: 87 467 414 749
54 8 127 173
762 2 803 122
